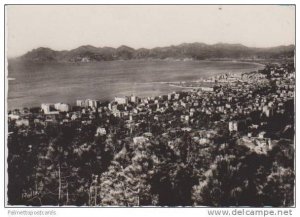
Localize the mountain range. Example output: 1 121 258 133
19 43 295 62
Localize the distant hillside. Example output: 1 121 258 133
20 43 295 62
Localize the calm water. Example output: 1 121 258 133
7 59 264 110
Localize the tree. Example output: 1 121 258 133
262 163 294 207
192 155 243 206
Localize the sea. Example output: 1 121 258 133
7 59 264 110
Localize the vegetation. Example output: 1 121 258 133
7 110 294 206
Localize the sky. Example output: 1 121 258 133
6 5 295 57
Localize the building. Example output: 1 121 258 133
41 103 59 115
8 113 20 120
241 136 272 155
15 119 29 127
54 103 70 112
229 121 238 132
258 131 266 139
130 95 140 103
133 136 148 145
115 96 128 105
71 113 80 120
262 105 274 117
95 127 107 136
76 99 99 108
41 103 51 113
174 93 181 100
201 87 214 92
86 99 98 108
76 100 85 107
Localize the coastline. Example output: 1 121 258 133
7 59 266 111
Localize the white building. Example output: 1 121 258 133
71 113 80 120
76 99 99 108
41 103 51 113
229 121 238 132
8 114 20 120
258 131 267 139
201 87 214 92
41 103 59 115
54 103 70 112
130 95 140 103
76 100 85 107
133 136 148 145
167 93 173 101
86 99 98 108
95 127 107 136
15 119 29 126
174 93 181 100
263 105 273 117
115 96 128 105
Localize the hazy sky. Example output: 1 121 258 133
6 5 295 57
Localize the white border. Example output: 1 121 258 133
0 1 298 217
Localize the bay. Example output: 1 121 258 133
7 59 264 110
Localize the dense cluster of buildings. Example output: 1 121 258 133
8 63 295 155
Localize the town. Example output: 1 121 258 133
7 62 295 206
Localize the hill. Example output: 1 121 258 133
20 43 295 62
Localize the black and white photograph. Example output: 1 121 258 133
4 4 296 209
